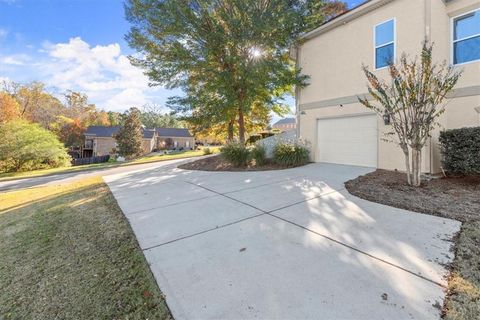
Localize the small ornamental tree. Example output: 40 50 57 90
359 43 462 186
115 107 143 158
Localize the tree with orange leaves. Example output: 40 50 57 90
0 92 21 124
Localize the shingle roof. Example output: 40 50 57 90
85 126 121 137
143 129 156 139
155 127 192 137
273 118 296 125
85 126 158 139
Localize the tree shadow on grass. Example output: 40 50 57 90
0 179 172 320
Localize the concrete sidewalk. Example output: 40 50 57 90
105 162 460 319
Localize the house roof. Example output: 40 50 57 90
85 126 159 139
85 126 121 137
273 118 296 126
155 127 192 137
300 0 394 41
143 129 156 139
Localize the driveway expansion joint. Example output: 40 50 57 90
184 180 447 289
141 212 266 252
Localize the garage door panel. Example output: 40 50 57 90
317 115 377 167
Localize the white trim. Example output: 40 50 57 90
373 18 396 70
450 8 480 66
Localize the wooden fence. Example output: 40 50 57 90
72 155 110 166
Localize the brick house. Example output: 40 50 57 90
272 118 296 132
82 126 194 157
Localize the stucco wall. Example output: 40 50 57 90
94 137 117 156
142 138 155 154
297 0 480 173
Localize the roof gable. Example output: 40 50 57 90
274 118 296 125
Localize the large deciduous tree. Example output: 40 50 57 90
126 0 343 143
0 120 71 172
115 107 144 158
359 43 461 186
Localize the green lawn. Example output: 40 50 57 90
0 177 172 319
0 147 220 182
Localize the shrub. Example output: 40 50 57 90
221 143 250 167
251 145 267 166
203 147 213 155
439 127 480 175
273 143 309 167
0 120 71 172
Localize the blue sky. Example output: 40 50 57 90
0 0 361 113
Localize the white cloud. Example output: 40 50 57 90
0 28 8 40
39 37 161 111
0 53 30 65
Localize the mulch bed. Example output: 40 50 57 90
345 169 480 320
178 155 303 171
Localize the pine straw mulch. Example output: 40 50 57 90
178 154 304 171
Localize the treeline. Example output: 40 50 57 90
0 81 185 173
0 81 186 148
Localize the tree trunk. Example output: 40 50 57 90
227 120 234 142
238 108 245 144
402 147 412 186
411 148 422 187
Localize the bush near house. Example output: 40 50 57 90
273 143 309 167
203 147 213 155
220 143 250 167
251 145 267 166
439 127 480 175
0 120 71 173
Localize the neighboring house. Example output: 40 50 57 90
272 118 296 132
155 128 195 150
82 126 194 157
293 0 479 173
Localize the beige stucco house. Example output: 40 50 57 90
294 0 479 173
83 126 194 157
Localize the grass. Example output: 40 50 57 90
0 147 221 182
345 170 480 320
0 177 172 319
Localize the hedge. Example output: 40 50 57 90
439 127 480 175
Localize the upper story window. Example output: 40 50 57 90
374 19 395 69
453 9 480 65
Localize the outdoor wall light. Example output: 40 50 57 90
300 110 306 115
383 112 391 125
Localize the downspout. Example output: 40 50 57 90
425 0 433 174
294 45 301 141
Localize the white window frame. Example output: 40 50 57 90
373 18 396 70
451 8 480 66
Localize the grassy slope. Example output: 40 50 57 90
0 177 171 320
0 147 220 181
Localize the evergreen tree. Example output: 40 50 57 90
115 107 144 158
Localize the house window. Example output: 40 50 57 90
453 9 480 65
374 19 395 69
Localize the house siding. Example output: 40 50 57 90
297 0 480 173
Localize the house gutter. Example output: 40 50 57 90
299 0 396 41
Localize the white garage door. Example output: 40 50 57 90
317 114 378 167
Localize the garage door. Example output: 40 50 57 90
317 114 378 167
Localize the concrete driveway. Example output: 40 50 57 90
104 162 460 320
